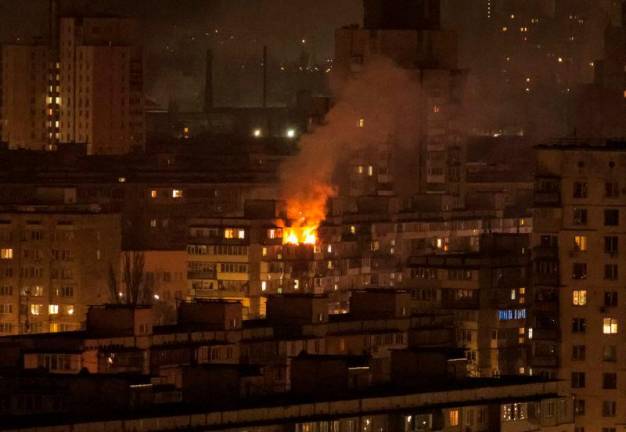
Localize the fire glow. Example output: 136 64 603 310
281 182 335 246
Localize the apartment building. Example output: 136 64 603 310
533 140 626 431
334 0 467 202
0 44 52 150
0 204 121 335
58 17 144 154
0 294 574 431
407 234 530 377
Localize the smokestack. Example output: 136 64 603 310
204 49 214 113
262 45 268 108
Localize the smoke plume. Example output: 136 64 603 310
279 57 422 227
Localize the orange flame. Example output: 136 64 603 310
281 182 335 246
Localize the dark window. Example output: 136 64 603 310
573 208 588 225
573 182 587 198
605 182 619 198
574 399 585 416
603 373 617 389
572 345 586 360
572 263 587 280
604 209 619 226
605 292 618 307
572 318 586 333
603 345 617 362
604 236 618 255
572 372 586 388
540 235 558 248
604 264 618 280
602 401 616 417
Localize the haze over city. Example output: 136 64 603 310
0 1 624 431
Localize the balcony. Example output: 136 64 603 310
531 328 558 341
532 247 558 260
534 192 560 207
530 355 559 368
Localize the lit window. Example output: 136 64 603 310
150 190 157 198
573 290 587 306
66 305 75 315
150 219 157 228
172 189 183 199
252 128 262 138
367 165 374 176
118 177 126 183
350 225 356 234
604 318 618 334
262 247 268 257
286 128 296 138
0 249 13 260
433 105 440 113
511 289 516 300
574 235 587 251
327 244 332 253
294 279 300 290
449 409 459 426
237 229 246 239
358 118 365 128
224 229 235 239
261 281 267 292
49 304 59 315
30 304 42 316
357 165 364 174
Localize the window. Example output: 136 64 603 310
150 190 157 198
572 263 587 279
602 401 616 417
603 373 617 389
448 409 459 426
0 248 13 260
48 304 59 315
572 318 586 333
573 208 587 225
574 399 585 416
603 345 617 362
573 182 587 198
224 229 235 239
571 372 586 388
572 290 587 306
604 209 619 226
603 318 618 334
604 236 618 255
30 304 42 315
172 189 183 198
604 292 618 307
0 286 12 296
56 286 74 297
605 182 619 198
0 304 13 314
574 235 587 251
237 229 246 239
605 264 618 280
572 345 586 360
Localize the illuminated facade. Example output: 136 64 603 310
0 204 121 334
58 17 145 154
0 45 52 150
533 141 626 431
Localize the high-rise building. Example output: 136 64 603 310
58 17 145 155
533 140 626 431
0 44 52 150
335 0 466 203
